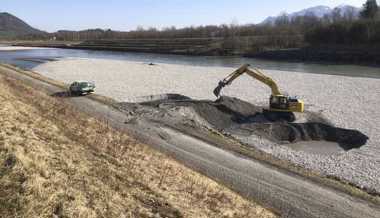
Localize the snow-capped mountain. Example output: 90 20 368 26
261 5 361 25
336 4 361 17
292 6 332 18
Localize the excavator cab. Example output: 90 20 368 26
270 95 304 113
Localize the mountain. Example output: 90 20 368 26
292 5 332 18
0 12 45 38
336 4 361 17
261 5 361 25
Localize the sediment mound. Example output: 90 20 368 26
121 95 369 153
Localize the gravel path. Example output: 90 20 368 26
34 58 380 192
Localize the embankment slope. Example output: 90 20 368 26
0 73 274 217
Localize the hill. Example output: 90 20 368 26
0 12 45 38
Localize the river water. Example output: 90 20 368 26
0 47 379 78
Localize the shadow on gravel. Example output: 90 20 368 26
51 91 89 98
130 94 369 154
51 91 71 98
238 122 368 151
139 93 192 106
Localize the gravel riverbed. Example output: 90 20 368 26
34 58 380 193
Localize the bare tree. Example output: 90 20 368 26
343 7 358 21
331 8 343 23
275 12 290 26
361 0 379 19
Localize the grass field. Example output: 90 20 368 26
0 75 276 218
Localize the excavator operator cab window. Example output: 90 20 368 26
270 96 279 104
270 96 289 110
271 96 288 104
288 97 299 102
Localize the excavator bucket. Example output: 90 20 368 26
213 81 226 97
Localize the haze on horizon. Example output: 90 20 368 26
1 0 366 32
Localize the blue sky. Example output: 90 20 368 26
1 0 366 32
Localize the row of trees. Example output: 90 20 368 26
45 24 302 43
305 0 380 45
305 20 380 45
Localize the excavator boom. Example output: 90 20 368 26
213 64 282 97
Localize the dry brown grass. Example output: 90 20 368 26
0 75 276 218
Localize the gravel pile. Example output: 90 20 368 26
34 58 380 193
137 95 368 150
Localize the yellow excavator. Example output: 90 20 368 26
213 64 304 121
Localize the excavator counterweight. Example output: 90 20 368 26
213 64 304 115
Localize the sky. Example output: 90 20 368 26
1 0 366 32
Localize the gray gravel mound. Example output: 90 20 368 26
124 95 368 153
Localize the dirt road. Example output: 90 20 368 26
1 64 379 218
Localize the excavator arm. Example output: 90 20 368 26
213 64 281 97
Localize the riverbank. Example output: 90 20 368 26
0 69 275 217
12 39 380 66
33 58 380 195
13 39 227 56
249 45 380 67
13 38 297 56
